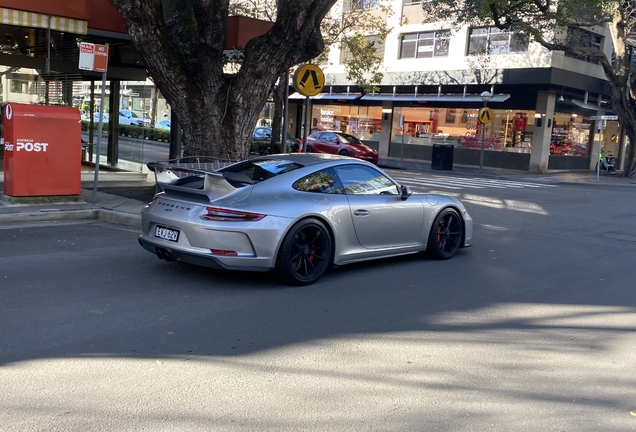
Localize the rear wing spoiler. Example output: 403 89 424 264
147 158 249 202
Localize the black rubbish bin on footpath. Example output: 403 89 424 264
431 144 454 170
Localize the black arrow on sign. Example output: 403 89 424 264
310 70 321 89
299 68 322 89
299 69 311 88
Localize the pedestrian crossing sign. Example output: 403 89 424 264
479 107 493 124
293 64 325 97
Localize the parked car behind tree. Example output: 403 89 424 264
252 127 301 152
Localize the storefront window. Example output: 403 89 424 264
550 114 591 156
390 107 536 154
310 105 382 141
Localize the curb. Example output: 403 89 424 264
557 180 636 188
97 209 142 228
0 208 141 229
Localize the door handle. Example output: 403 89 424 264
353 210 370 216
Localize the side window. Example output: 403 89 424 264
293 168 345 194
324 133 338 142
333 165 400 195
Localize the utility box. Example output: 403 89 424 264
431 144 454 170
3 103 81 197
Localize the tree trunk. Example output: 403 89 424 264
270 78 286 153
109 0 337 160
150 85 158 126
605 82 636 177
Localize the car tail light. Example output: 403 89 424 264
202 207 266 222
210 249 238 256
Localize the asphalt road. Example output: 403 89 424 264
1 183 635 431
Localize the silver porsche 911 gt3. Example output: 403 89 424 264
139 154 473 285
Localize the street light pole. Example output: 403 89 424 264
478 91 493 174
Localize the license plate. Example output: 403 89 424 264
155 225 179 242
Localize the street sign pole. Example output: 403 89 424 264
479 122 486 174
282 69 290 152
92 70 107 202
88 43 109 202
302 96 310 152
478 93 493 174
292 64 325 153
597 120 605 183
400 116 405 166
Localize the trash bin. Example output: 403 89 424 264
431 144 454 170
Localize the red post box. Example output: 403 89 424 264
3 103 81 197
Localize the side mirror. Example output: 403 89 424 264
400 185 412 200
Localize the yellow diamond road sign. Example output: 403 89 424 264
479 107 493 125
293 64 325 97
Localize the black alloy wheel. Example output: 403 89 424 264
277 218 332 285
426 208 463 259
338 149 349 156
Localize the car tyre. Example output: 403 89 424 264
426 208 463 260
338 149 349 156
277 218 332 286
305 145 313 153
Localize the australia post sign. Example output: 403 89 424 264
3 103 81 196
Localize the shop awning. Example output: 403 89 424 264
360 94 511 103
288 92 362 101
570 99 611 112
0 7 88 35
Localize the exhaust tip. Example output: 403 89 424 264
156 248 173 261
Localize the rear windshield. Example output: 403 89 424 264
218 159 303 184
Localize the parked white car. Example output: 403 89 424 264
119 109 142 126
92 112 109 123
133 111 152 127
155 120 171 130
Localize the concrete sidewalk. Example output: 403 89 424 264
0 170 153 229
1 156 634 229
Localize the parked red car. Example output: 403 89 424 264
304 131 378 164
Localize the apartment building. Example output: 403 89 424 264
295 0 621 172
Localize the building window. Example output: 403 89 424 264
564 28 602 64
352 0 380 10
399 31 450 59
467 27 528 55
